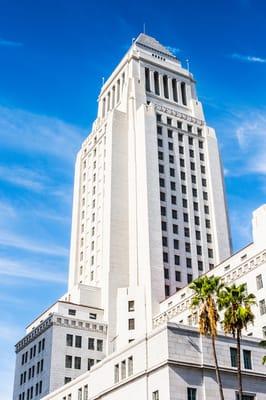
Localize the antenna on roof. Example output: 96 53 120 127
186 59 190 72
143 22 146 34
102 77 105 85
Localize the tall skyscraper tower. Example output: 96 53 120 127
68 33 232 349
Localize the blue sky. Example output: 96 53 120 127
0 0 266 398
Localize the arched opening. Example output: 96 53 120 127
163 75 169 99
172 79 178 102
145 67 151 92
181 82 187 105
154 71 160 95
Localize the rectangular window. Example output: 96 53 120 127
198 261 203 271
74 356 81 369
163 252 168 263
243 350 252 369
173 239 179 249
230 347 237 367
64 377 71 384
162 221 167 231
128 318 135 330
162 236 168 247
180 158 185 167
114 364 119 383
171 181 176 190
173 224 178 234
186 258 192 268
84 385 88 400
182 198 188 208
161 206 166 216
172 210 178 219
88 338 95 350
152 391 159 400
165 285 170 297
121 360 126 379
97 339 103 351
175 255 180 265
187 387 197 400
168 129 173 138
170 168 175 177
128 356 133 376
168 142 173 150
88 358 94 370
78 388 82 400
256 274 263 290
160 191 166 201
65 355 72 369
75 335 82 348
128 300 135 312
175 271 181 281
164 268 169 279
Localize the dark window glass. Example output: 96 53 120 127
175 271 181 281
175 255 180 265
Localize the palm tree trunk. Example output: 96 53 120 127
237 329 243 400
211 334 225 400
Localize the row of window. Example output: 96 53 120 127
18 381 42 400
159 152 206 175
230 348 252 369
101 72 125 117
157 113 203 136
161 221 212 243
153 388 255 400
21 339 45 366
145 68 188 105
65 356 101 371
20 360 43 385
114 356 133 383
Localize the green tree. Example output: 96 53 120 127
218 283 256 400
190 275 225 400
259 340 266 365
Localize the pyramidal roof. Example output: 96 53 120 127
135 33 175 57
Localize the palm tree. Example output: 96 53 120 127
190 275 225 400
259 340 266 365
218 283 256 400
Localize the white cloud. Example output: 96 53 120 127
0 165 47 191
0 105 85 163
231 53 266 64
166 46 181 56
0 258 66 283
0 231 68 257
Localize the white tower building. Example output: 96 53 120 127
68 34 231 349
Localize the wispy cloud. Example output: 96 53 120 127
0 258 66 283
231 53 266 64
0 165 47 191
0 106 85 163
0 38 23 47
166 46 181 56
0 231 68 257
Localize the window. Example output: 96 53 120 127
195 216 200 226
175 271 181 281
175 255 180 265
202 178 207 187
186 258 192 268
181 185 187 194
193 202 198 211
179 145 184 154
243 350 252 369
207 233 212 243
167 117 172 125
208 248 213 258
128 318 135 330
236 395 255 400
169 154 174 163
88 358 94 370
128 300 135 312
163 252 168 263
75 356 81 369
160 191 165 201
172 79 178 102
78 388 82 400
114 364 119 383
157 126 162 135
152 391 159 400
64 377 71 384
66 334 73 347
172 210 178 219
256 274 263 290
154 72 160 95
159 178 165 188
182 198 188 208
174 239 179 249
158 151 163 160
171 181 176 190
170 168 175 177
84 385 88 400
162 236 168 247
181 171 186 180
177 121 182 129
204 205 209 214
201 165 205 173
121 360 126 379
159 164 164 174
88 338 95 350
173 224 178 234
183 213 188 222
75 336 82 348
171 195 177 205
158 138 163 147
192 188 197 197
199 140 203 149
163 75 169 98
187 387 196 400
185 242 191 252
65 355 72 369
203 191 208 200
128 356 133 376
184 227 190 237
168 129 173 138
168 142 173 150
198 261 203 271
206 219 211 228
162 221 167 231
230 347 237 367
161 206 166 216
165 285 170 297
189 149 194 158
197 245 202 255
181 82 187 105
97 339 103 351
145 68 150 92
263 326 266 338
164 268 169 279
200 153 204 161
